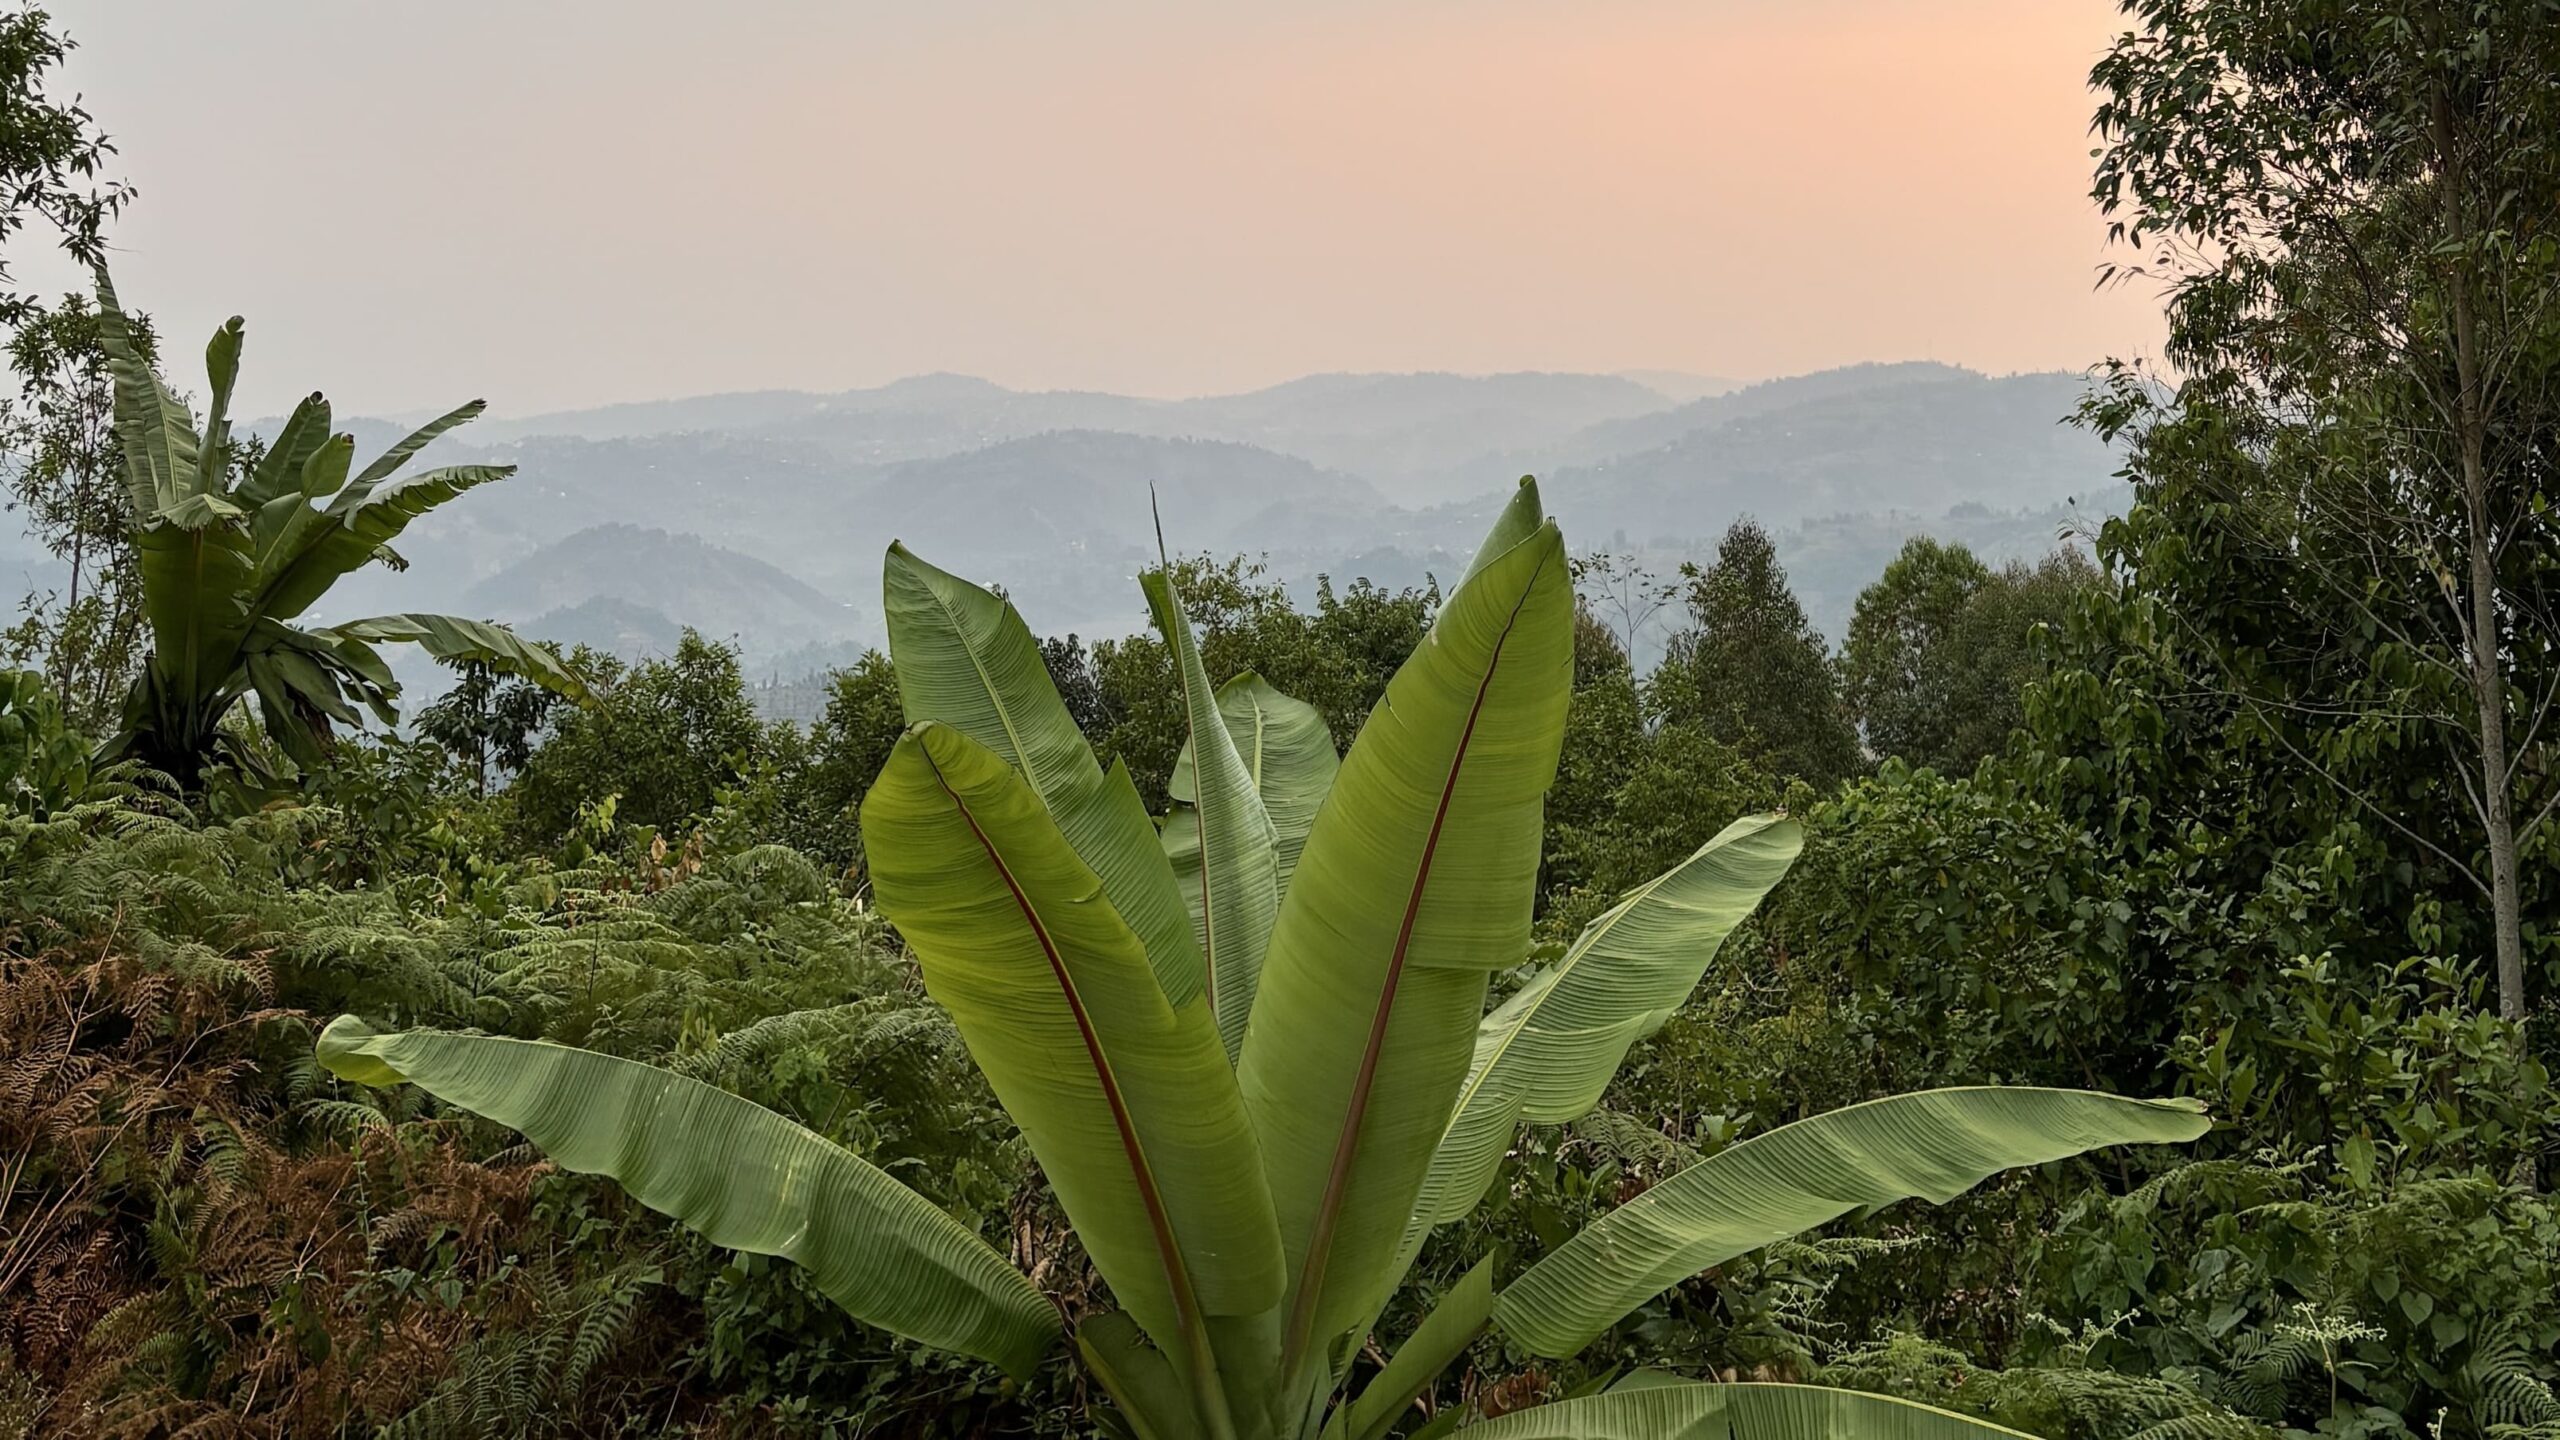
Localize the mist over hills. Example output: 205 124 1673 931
232 362 2126 690
465 525 854 652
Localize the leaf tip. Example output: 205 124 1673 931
315 1015 403 1088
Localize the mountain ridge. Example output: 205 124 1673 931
257 360 2122 673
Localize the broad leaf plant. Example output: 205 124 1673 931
322 482 2205 1439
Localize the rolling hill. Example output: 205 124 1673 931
463 525 858 654
259 360 2123 677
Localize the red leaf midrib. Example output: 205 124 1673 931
1281 545 1552 1369
923 747 1206 1340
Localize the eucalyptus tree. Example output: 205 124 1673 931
320 483 2206 1439
2088 0 2560 1033
2 293 155 721
87 270 584 787
0 6 126 323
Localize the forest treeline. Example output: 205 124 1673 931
8 1 2560 1437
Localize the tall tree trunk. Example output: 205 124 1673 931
2463 447 2526 1031
2434 82 2528 1032
2435 81 2535 1189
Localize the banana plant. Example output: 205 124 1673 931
87 268 585 786
318 482 2208 1439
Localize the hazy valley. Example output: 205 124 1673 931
7 357 2126 700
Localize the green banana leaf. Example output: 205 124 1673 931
1145 570 1280 1062
1495 1088 2213 1357
1395 816 1803 1280
193 317 243 500
134 513 255 697
319 613 589 702
313 1016 1057 1378
1078 1312 1196 1440
863 721 1286 1369
1164 672 1338 900
257 464 517 622
1239 482 1574 1372
1330 1255 1496 1440
1457 1381 2039 1439
247 436 351 579
243 631 370 764
95 267 199 520
1455 478 1547 592
345 399 488 495
883 541 1204 1005
235 392 335 508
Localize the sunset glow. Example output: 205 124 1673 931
50 0 2158 415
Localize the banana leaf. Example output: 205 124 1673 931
315 1017 1057 1377
884 541 1204 1005
1146 569 1280 1061
1496 1088 2212 1356
864 721 1285 1379
1395 816 1802 1282
1457 1381 2040 1439
1239 479 1573 1371
1164 672 1337 900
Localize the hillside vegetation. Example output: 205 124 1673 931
7 2 2560 1437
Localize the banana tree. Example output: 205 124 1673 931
318 482 2207 1439
88 268 585 786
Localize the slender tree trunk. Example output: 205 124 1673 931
2463 448 2526 1031
2435 83 2528 1032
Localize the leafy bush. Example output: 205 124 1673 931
0 668 85 815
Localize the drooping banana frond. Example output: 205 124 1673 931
1455 1380 2043 1439
317 614 588 702
1395 815 1801 1287
1495 1088 2212 1357
316 1017 1058 1377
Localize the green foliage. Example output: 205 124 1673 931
85 271 585 790
1819 1330 2263 1440
1 293 152 724
779 647 905 867
2031 1161 2560 1440
0 666 84 814
509 632 763 847
378 1264 663 1440
315 496 2204 1440
413 656 565 797
1089 554 1436 806
1840 539 2096 773
0 789 1061 1436
2086 0 2560 1027
1776 763 2154 1091
0 8 125 320
1651 520 1862 790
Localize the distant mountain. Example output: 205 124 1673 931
1615 369 1743 404
1529 369 2113 547
523 595 688 659
1146 371 1670 504
1479 361 1982 481
251 359 2124 674
466 524 858 653
447 370 1678 508
854 430 1386 561
459 389 862 445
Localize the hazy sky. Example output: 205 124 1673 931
34 0 2164 420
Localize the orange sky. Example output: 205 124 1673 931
42 0 2164 417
